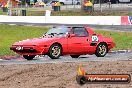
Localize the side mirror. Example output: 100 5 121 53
69 34 75 37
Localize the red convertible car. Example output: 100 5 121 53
10 26 115 60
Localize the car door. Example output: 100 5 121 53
68 27 90 54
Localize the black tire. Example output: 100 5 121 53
76 76 87 85
70 55 80 58
76 2 80 5
95 43 108 57
23 55 35 60
48 44 62 59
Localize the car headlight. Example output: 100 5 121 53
16 46 23 50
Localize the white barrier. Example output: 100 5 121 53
0 16 45 23
0 15 121 25
48 16 121 25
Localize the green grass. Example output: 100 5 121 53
0 24 132 56
1 9 132 16
19 10 132 16
0 9 46 16
94 30 132 50
0 10 6 15
26 11 45 16
0 10 2 15
0 25 48 55
51 11 132 16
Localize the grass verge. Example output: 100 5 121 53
0 24 48 55
51 11 132 16
0 24 132 56
95 30 132 50
0 9 6 15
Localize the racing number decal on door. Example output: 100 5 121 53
92 35 98 42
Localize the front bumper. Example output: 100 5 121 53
10 45 48 55
108 42 116 50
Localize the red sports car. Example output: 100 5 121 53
10 26 115 60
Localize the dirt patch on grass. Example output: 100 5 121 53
0 56 23 60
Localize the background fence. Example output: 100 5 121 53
0 3 132 16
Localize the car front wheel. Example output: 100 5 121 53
23 55 35 60
95 43 108 57
48 44 62 59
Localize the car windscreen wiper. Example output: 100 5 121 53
48 33 57 36
57 33 65 35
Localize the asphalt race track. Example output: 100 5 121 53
0 22 132 32
0 51 132 65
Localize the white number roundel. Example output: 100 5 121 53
92 35 98 42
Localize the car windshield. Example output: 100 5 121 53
44 26 69 38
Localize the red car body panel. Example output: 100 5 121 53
10 26 115 56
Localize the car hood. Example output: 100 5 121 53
13 38 59 46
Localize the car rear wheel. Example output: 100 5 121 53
71 55 80 58
48 44 62 59
95 43 108 57
23 55 35 60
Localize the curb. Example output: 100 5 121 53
109 50 132 54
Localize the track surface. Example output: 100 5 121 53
0 22 132 32
0 52 132 65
